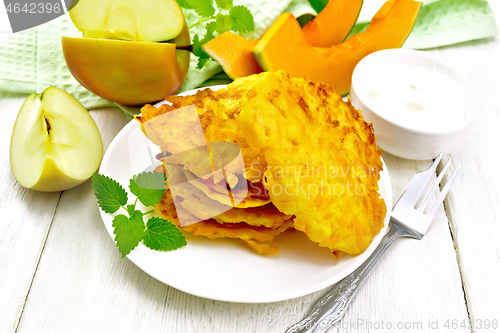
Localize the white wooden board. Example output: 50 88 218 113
2 1 500 331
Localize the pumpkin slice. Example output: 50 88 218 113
202 32 262 79
252 0 422 95
302 0 363 47
202 0 364 79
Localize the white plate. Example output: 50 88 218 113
98 87 392 303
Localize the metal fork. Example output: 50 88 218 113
286 154 461 333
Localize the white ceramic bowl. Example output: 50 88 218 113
350 49 478 160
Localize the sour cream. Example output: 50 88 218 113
356 63 472 132
350 49 478 160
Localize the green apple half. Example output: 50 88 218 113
69 0 185 42
10 87 103 192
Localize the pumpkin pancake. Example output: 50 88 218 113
137 88 266 182
157 184 294 255
163 164 289 228
179 168 271 208
142 71 386 256
236 71 386 255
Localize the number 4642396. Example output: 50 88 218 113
444 319 498 330
6 2 62 14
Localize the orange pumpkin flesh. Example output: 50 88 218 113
202 0 364 79
253 0 422 95
202 32 262 79
302 0 364 47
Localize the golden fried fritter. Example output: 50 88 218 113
236 181 271 208
236 71 386 256
141 70 385 256
241 240 279 256
153 164 292 255
157 185 294 255
179 168 271 208
164 164 282 228
214 203 291 228
137 88 266 182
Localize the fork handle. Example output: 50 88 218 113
285 222 404 333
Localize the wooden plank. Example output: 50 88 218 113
337 154 469 333
3 4 499 333
427 1 500 330
13 107 133 333
0 93 61 333
15 107 469 332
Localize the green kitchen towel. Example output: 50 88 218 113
404 0 498 49
357 0 440 23
0 0 498 110
0 0 294 109
348 0 499 50
0 16 114 109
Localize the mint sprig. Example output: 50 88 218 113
92 173 186 258
92 174 128 214
178 0 254 69
215 13 232 34
112 211 145 257
190 0 215 17
192 21 217 69
229 6 254 33
215 0 232 11
307 0 327 14
129 171 167 207
143 217 188 251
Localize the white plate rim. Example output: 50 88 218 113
98 86 393 303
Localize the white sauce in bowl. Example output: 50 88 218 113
357 63 472 132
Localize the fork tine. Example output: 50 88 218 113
428 163 461 217
399 154 442 206
417 159 452 212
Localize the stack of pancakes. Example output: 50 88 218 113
136 71 386 256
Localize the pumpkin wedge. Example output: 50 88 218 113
253 0 422 95
302 0 363 47
202 0 364 79
202 32 263 79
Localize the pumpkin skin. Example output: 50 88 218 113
253 0 422 95
302 0 364 47
202 0 364 79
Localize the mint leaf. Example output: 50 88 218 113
215 0 232 10
126 204 136 216
192 35 205 58
297 14 315 28
307 0 327 14
216 14 233 34
129 172 166 207
143 217 187 251
112 211 145 257
193 21 217 69
92 173 128 214
177 0 193 9
187 0 215 17
197 57 210 69
229 6 254 33
193 22 216 57
203 21 217 41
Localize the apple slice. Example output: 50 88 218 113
62 20 191 105
10 87 103 192
69 0 185 42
